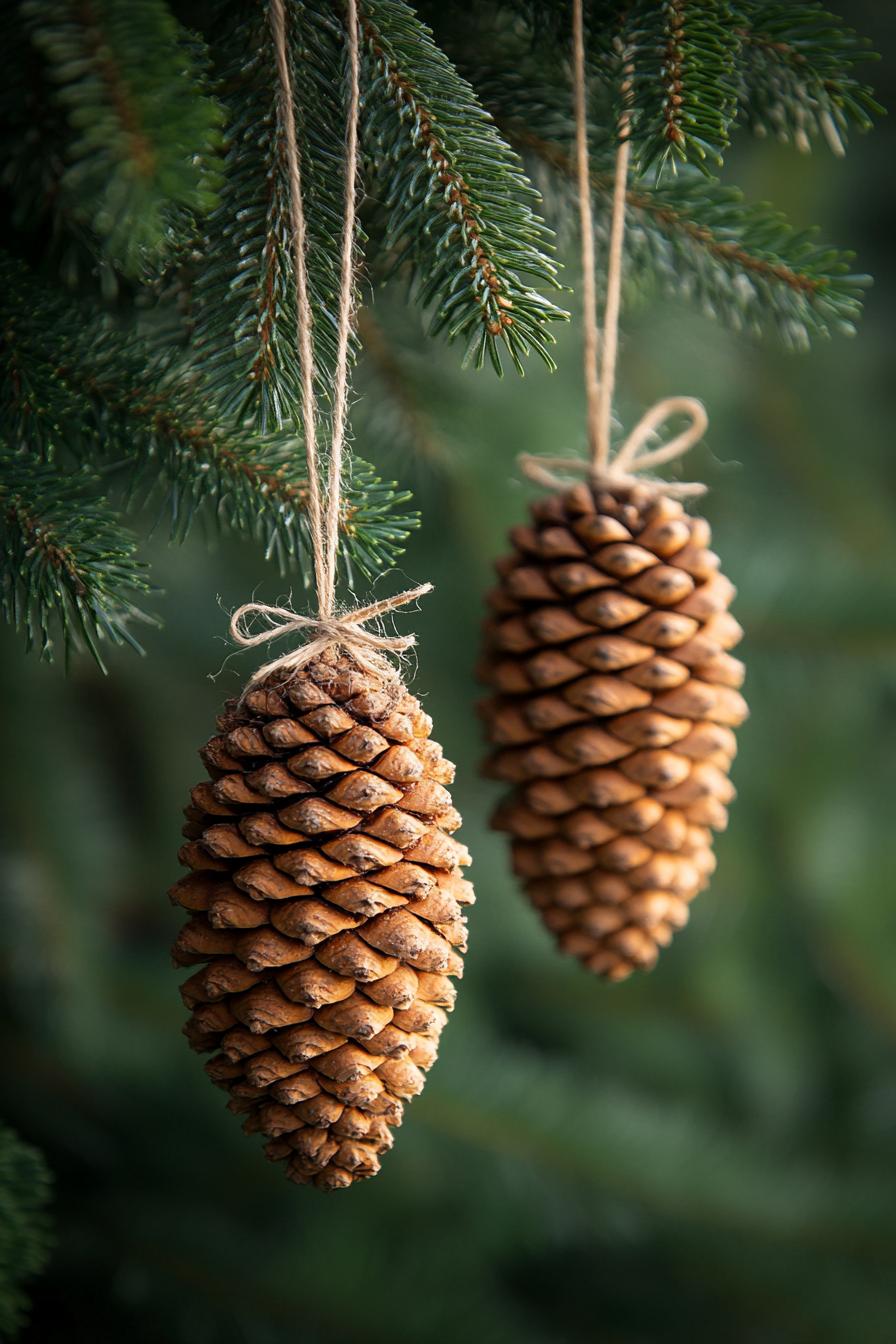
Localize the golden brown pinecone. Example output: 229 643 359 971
479 480 746 981
170 651 472 1190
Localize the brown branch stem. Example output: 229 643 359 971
360 10 513 339
506 125 822 296
79 0 157 180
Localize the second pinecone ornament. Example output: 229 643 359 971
479 4 747 981
479 479 745 980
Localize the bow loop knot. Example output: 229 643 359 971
230 583 433 689
519 394 708 500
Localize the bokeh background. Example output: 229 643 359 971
4 4 895 1340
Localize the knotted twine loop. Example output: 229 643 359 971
523 2 709 502
235 0 430 691
518 395 708 500
230 583 434 687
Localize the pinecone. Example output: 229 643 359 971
170 652 472 1189
479 480 746 981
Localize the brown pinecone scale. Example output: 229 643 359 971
479 480 746 981
170 652 473 1189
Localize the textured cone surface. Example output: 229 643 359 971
479 481 746 982
170 653 472 1189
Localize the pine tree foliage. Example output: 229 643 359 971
194 2 352 430
2 253 417 569
625 1 741 173
431 4 876 344
486 0 880 170
195 0 567 432
0 446 153 670
733 2 882 151
0 0 881 668
510 127 869 346
361 0 565 375
1 254 417 663
623 175 867 346
20 0 223 276
0 1123 52 1340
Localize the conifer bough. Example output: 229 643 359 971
0 0 880 668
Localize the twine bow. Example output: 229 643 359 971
519 395 708 499
230 583 434 687
523 2 709 501
232 0 430 691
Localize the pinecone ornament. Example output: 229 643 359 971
170 652 473 1189
480 480 746 981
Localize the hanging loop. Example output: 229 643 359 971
518 394 708 500
236 0 431 691
562 0 708 501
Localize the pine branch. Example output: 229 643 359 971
624 1 741 175
1 254 418 581
360 0 567 375
21 0 223 275
0 1124 52 1340
732 2 882 153
427 3 880 172
1 306 93 461
439 14 869 346
625 173 868 345
0 443 153 670
509 128 868 345
194 2 353 432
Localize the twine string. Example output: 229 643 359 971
572 0 601 461
324 0 361 620
518 393 707 498
534 0 707 497
270 0 322 602
230 583 434 685
236 0 430 689
594 80 631 469
613 394 708 475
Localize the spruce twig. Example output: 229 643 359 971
0 446 153 669
361 0 567 375
21 0 222 274
507 125 869 345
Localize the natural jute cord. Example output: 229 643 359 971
231 0 431 686
521 0 707 499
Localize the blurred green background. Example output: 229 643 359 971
4 5 896 1340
